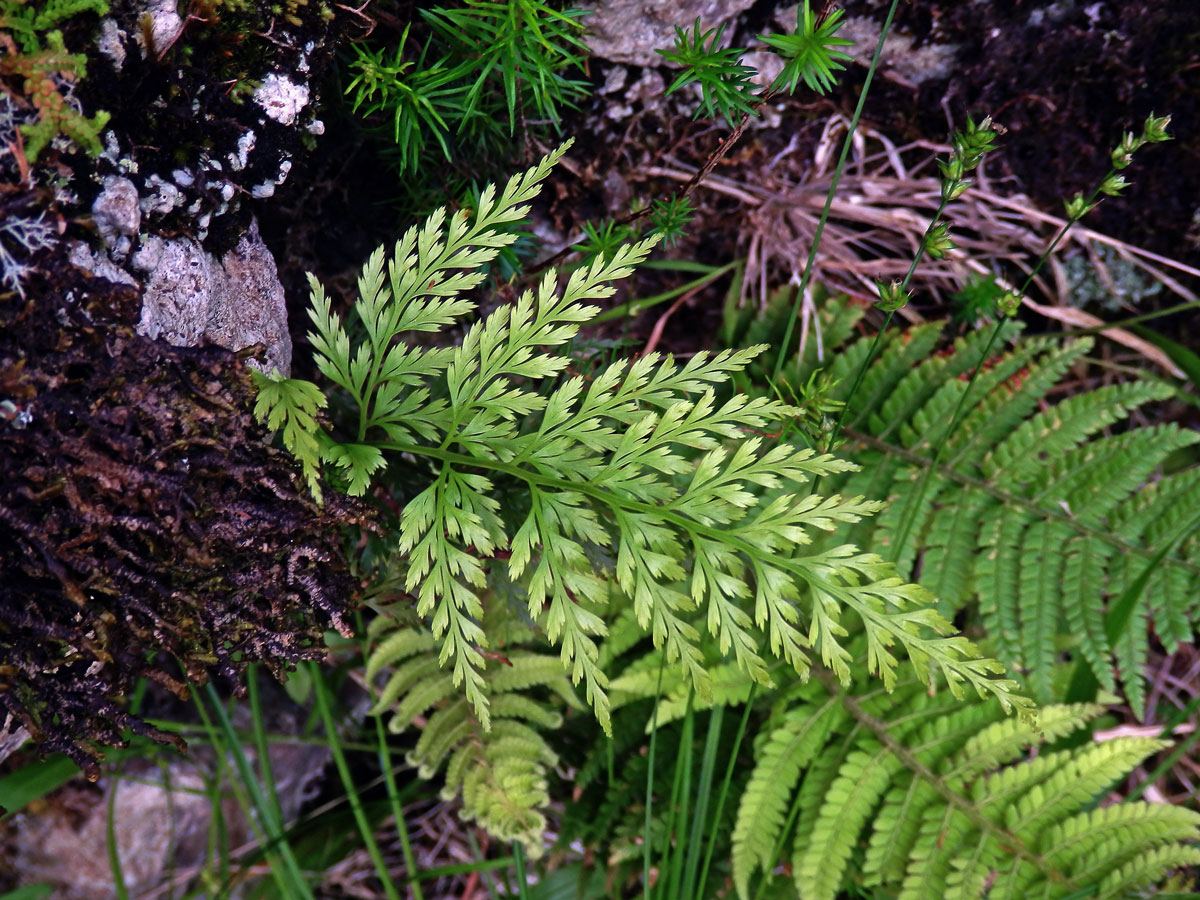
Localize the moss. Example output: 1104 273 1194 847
0 1 111 162
0 253 371 776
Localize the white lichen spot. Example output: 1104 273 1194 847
172 168 195 187
140 174 184 216
97 18 127 71
100 130 136 173
297 40 315 73
229 130 256 171
306 119 325 136
254 74 310 126
251 155 294 199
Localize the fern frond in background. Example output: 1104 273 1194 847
730 294 1200 715
365 604 581 857
253 145 1031 756
732 682 1200 900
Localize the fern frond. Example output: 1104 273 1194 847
1020 803 1200 895
249 369 329 502
258 147 1032 743
1094 846 1200 900
732 695 845 898
368 613 575 858
734 686 1200 900
750 297 1200 710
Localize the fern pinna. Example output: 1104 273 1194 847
733 294 1200 716
251 144 1032 832
732 679 1200 900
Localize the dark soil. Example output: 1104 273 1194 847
844 0 1200 266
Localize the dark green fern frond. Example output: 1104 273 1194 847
732 295 1200 715
732 685 1200 900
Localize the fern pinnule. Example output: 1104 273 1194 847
1095 845 1200 900
1032 804 1200 893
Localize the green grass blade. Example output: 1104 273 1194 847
0 755 79 821
200 684 315 900
681 703 724 900
310 662 402 900
696 683 757 900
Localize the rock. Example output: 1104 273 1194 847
12 764 215 900
11 714 331 900
581 0 758 67
67 241 140 290
742 49 785 90
206 221 292 374
136 0 183 59
131 220 291 373
832 14 959 89
131 235 210 346
91 176 141 259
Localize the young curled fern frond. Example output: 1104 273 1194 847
253 143 1031 745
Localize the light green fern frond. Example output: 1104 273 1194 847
732 683 1200 900
256 145 1030 755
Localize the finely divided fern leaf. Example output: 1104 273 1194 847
255 144 1030 757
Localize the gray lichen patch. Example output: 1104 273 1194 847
91 176 141 258
132 221 291 373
